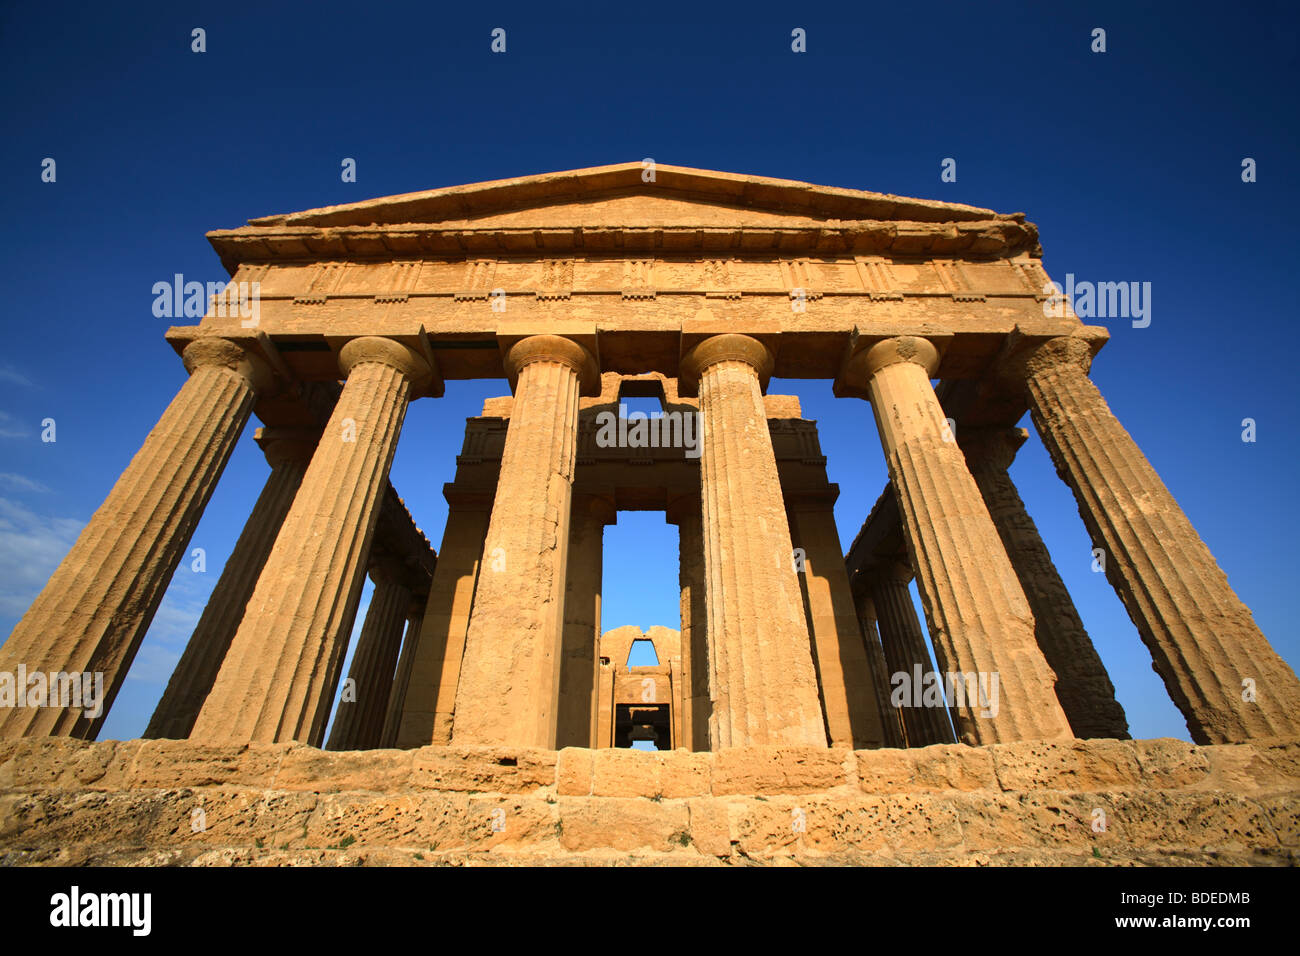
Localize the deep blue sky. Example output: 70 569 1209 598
1 1 1295 743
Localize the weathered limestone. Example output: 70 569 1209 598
452 335 598 748
1008 335 1300 743
190 337 433 745
667 496 711 752
845 335 1072 745
326 557 413 751
379 598 424 748
681 334 827 748
556 495 615 748
145 426 318 741
865 561 957 747
959 425 1129 739
787 496 889 749
394 491 491 747
849 594 910 749
0 337 271 739
6 735 1299 866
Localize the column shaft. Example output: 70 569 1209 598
669 496 711 751
555 496 610 747
191 337 427 745
327 572 411 750
687 335 827 747
860 336 1071 744
144 429 315 740
788 504 889 748
868 568 957 746
1022 337 1300 742
850 595 909 748
394 501 490 747
961 427 1129 739
0 338 266 739
453 336 592 747
380 604 424 748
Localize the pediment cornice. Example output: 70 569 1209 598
209 164 1039 272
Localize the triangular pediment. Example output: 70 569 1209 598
208 163 1039 270
245 162 1007 229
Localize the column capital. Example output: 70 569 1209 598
339 336 435 391
957 426 1028 474
442 485 495 512
834 333 947 399
370 551 418 589
505 335 599 393
575 493 618 527
862 335 941 378
869 557 915 586
996 332 1099 394
784 487 840 512
182 336 274 395
255 426 321 469
664 494 700 526
680 333 774 393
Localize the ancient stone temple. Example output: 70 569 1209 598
2 164 1297 866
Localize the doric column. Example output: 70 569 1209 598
327 557 412 751
667 495 711 751
380 593 426 748
1007 335 1300 742
844 335 1071 744
145 426 318 740
959 425 1129 739
394 491 491 747
452 335 597 747
787 497 889 748
0 337 271 739
681 334 827 748
556 495 615 748
846 587 908 748
865 561 957 747
191 336 432 745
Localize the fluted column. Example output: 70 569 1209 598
452 335 597 747
145 426 318 740
667 496 711 751
682 334 827 748
191 337 432 745
845 335 1071 744
556 495 615 748
0 337 271 739
847 587 908 748
327 559 412 751
380 596 425 748
394 492 491 747
959 425 1129 739
787 498 889 748
866 562 957 746
1009 334 1300 742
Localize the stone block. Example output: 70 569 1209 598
555 747 592 796
129 739 281 789
989 738 1142 792
1131 738 1211 789
591 748 708 798
1202 744 1294 793
556 796 690 853
712 746 848 795
410 746 556 793
857 743 997 793
274 745 413 792
686 798 731 857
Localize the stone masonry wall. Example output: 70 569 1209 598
1 737 1296 866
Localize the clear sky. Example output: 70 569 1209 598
1 1 1295 744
